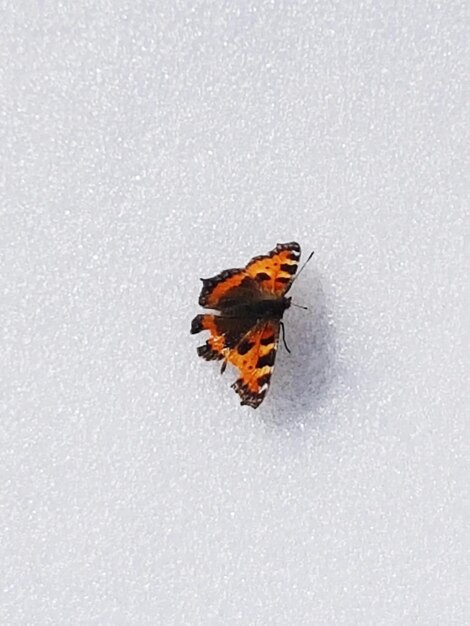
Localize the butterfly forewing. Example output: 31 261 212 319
230 319 280 408
245 241 301 297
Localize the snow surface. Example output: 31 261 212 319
1 1 469 624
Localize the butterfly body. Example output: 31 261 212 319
220 296 292 321
191 242 303 408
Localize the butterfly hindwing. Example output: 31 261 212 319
191 313 256 362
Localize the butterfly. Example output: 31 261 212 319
191 241 310 408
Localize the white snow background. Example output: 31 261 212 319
1 1 469 624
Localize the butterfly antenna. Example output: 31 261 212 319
280 322 291 353
291 249 314 285
292 302 308 310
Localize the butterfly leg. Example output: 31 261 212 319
280 321 291 353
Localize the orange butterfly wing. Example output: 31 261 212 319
198 268 249 310
245 241 301 297
191 313 254 362
229 320 280 408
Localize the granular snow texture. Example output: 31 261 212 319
1 1 468 624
